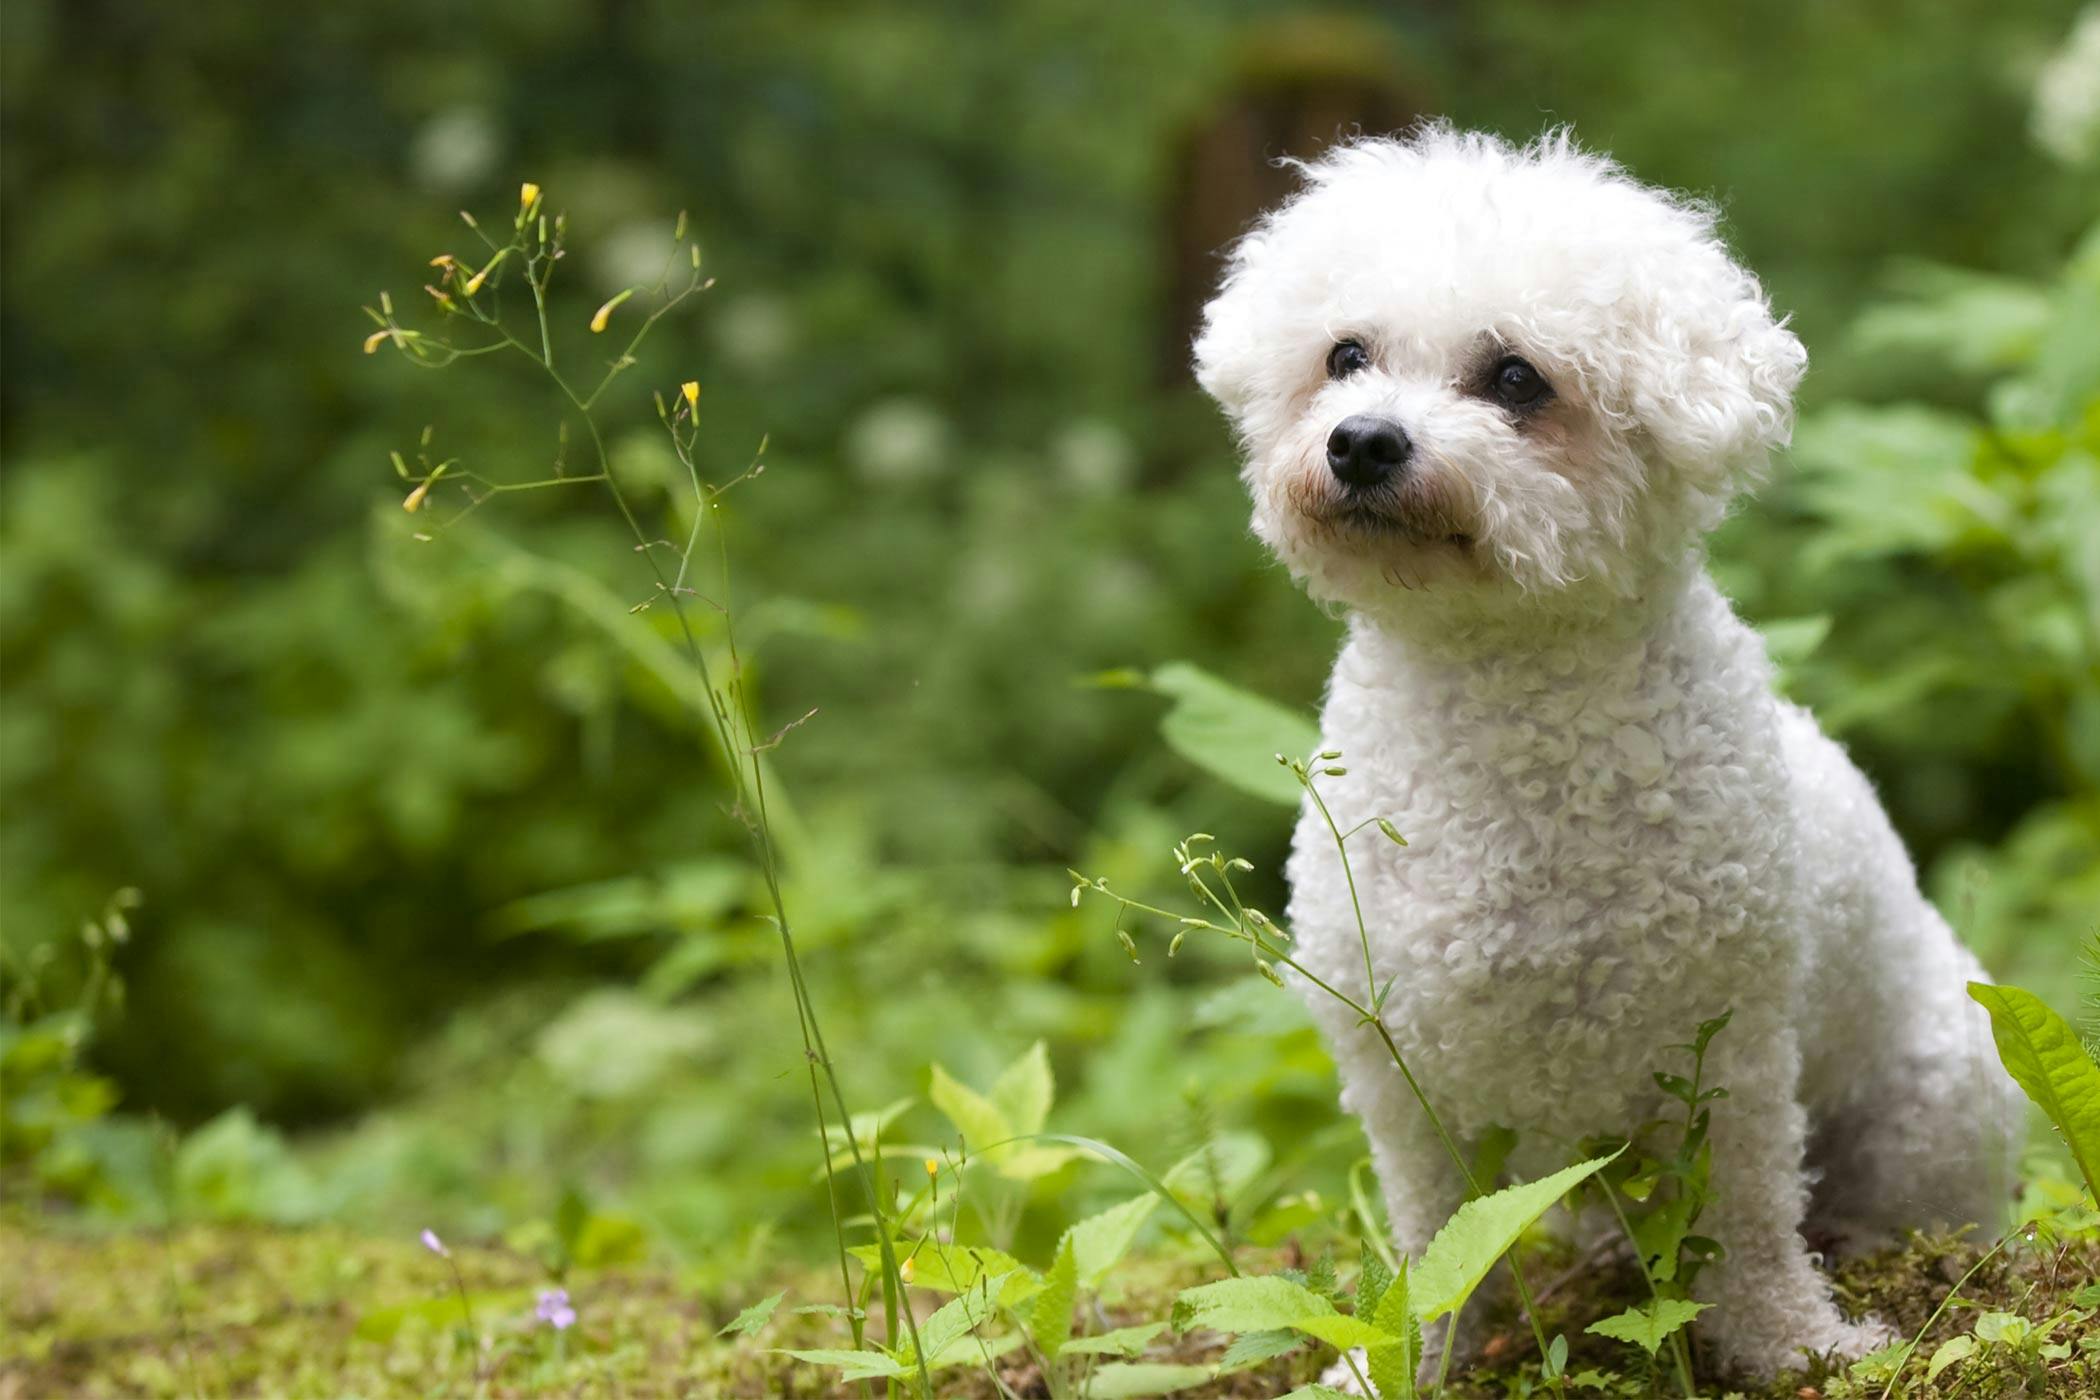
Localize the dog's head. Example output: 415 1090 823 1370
1194 127 1805 619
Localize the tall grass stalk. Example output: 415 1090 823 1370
364 189 929 1393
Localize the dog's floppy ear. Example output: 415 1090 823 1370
1628 260 1808 510
1191 247 1269 426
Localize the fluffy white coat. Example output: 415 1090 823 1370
1193 127 2017 1379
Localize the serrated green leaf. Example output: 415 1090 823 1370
992 1041 1055 1136
1630 1191 1698 1284
1085 1362 1216 1398
1065 1193 1157 1286
1291 1313 1396 1351
929 1063 1013 1159
1216 1328 1302 1369
1356 1244 1393 1320
1968 982 2100 1199
847 1244 1041 1304
715 1288 784 1338
1032 1237 1077 1360
779 1348 906 1381
1149 662 1319 806
924 1328 1024 1372
1175 1275 1334 1335
903 1272 1009 1367
1412 1152 1620 1322
1585 1299 1710 1357
1366 1259 1419 1400
1064 1322 1167 1358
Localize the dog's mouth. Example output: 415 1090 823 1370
1323 503 1473 551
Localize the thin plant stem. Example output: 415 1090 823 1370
378 206 929 1394
1876 1231 2012 1400
1601 1184 1697 1396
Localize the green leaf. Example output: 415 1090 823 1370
1028 1133 1238 1275
1291 1314 1398 1351
1758 614 1832 680
1032 1237 1078 1360
1216 1329 1302 1369
715 1289 784 1338
904 1272 1009 1367
924 1329 1024 1372
1847 1340 1914 1382
1175 1275 1334 1335
1365 1259 1420 1400
1085 1363 1215 1398
929 1063 1013 1159
847 1244 1041 1305
1968 982 2100 1199
779 1348 906 1381
1065 1193 1158 1286
991 1040 1055 1136
1543 1333 1569 1380
1630 1191 1699 1284
1356 1245 1393 1321
1412 1151 1621 1322
1973 1310 2031 1345
1278 1388 1356 1400
1064 1322 1167 1358
1585 1299 1711 1357
1149 662 1319 806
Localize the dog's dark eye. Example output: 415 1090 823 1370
1490 356 1549 407
1326 340 1371 379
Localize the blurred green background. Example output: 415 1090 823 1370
4 0 2097 1275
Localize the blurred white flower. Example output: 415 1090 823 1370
715 294 796 374
409 106 501 193
2032 5 2100 166
592 219 682 297
845 397 951 484
1051 417 1136 494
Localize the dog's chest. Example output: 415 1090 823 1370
1284 604 1798 1118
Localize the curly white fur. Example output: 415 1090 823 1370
1194 127 2018 1382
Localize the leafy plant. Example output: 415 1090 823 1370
0 889 136 1209
363 183 932 1389
1969 981 2100 1201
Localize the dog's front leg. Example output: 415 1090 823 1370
1321 1035 1486 1392
1694 1013 1893 1378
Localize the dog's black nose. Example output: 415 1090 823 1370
1326 414 1412 489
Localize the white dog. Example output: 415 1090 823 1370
1193 127 2017 1380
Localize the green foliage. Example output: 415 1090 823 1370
1109 662 1322 807
1583 1300 1710 1358
1363 1260 1422 1400
1968 981 2100 1200
6 6 2100 1397
1410 1153 1620 1324
0 890 134 1209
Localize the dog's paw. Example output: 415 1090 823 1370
1719 1313 1898 1378
1821 1316 1900 1361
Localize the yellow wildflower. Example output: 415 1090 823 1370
590 288 634 334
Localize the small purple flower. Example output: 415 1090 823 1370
536 1287 577 1331
420 1228 450 1259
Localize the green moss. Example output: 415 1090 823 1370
4 1221 2093 1398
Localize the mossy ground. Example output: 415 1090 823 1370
4 1220 2092 1398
